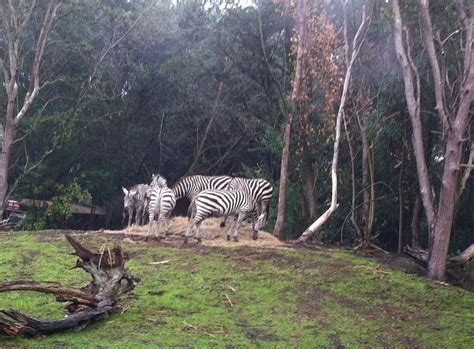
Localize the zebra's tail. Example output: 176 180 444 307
264 198 271 225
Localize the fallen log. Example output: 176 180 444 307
0 235 139 337
405 244 474 269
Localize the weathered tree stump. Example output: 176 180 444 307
0 235 139 337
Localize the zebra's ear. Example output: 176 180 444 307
122 187 129 196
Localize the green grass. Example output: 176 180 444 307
0 231 473 348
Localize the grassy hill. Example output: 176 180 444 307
0 226 473 348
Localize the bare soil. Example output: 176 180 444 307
101 217 289 249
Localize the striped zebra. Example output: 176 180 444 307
122 184 149 227
170 175 232 200
146 174 176 240
185 189 265 243
221 177 273 229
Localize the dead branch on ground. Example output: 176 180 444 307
0 235 139 337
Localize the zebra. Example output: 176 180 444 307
184 189 266 244
122 184 149 227
146 174 176 240
220 177 273 229
170 175 232 201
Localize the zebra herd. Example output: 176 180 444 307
122 174 273 243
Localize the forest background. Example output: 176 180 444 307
0 0 472 277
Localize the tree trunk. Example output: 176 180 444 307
358 113 375 243
405 244 474 269
0 120 18 217
411 194 421 248
393 0 473 280
0 0 62 216
273 117 293 239
343 112 362 241
392 0 437 240
398 150 405 254
303 168 317 220
428 133 466 279
420 0 473 281
273 0 307 238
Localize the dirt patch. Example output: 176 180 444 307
21 250 40 266
101 217 290 249
298 286 424 348
217 247 303 270
236 319 281 342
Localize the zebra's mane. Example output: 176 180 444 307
154 175 167 188
170 175 190 189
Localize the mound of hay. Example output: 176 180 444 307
106 216 286 248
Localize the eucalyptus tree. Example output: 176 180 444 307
392 0 473 280
0 0 62 216
0 0 140 219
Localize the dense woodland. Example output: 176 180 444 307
0 0 472 281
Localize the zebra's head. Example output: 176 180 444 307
122 187 136 209
151 173 167 188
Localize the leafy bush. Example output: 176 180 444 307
33 181 91 230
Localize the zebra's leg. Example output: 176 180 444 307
260 200 269 227
232 212 247 242
136 206 143 226
142 200 149 225
127 208 133 228
163 217 170 237
227 216 237 241
220 215 228 228
155 218 162 240
164 213 171 236
195 221 203 244
146 219 154 241
184 219 197 244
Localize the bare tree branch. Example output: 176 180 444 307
419 0 450 131
297 3 370 242
14 0 62 125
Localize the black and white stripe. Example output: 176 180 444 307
223 177 273 228
147 174 176 240
122 184 149 227
171 175 232 200
185 189 265 243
